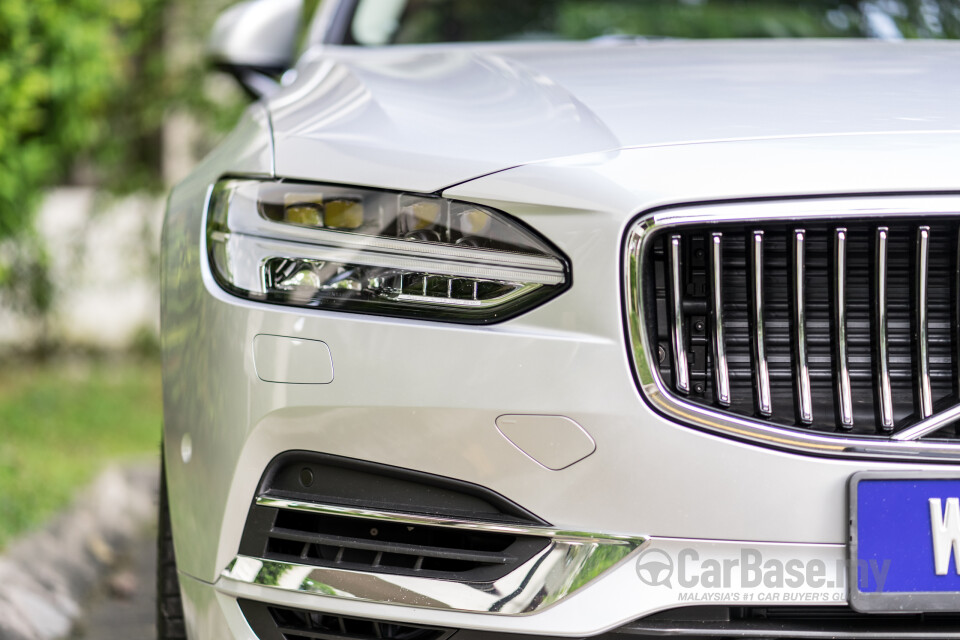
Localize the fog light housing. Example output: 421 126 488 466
206 179 569 323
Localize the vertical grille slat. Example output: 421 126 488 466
642 216 960 442
873 227 896 432
956 226 960 413
748 230 773 418
831 228 854 430
790 229 814 426
709 232 731 407
667 234 690 394
915 226 933 418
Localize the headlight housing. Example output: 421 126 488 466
206 179 570 323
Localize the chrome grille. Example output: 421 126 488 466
624 197 960 461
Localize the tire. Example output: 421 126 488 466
157 450 188 639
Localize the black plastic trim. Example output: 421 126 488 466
624 605 960 638
239 600 960 640
255 451 548 525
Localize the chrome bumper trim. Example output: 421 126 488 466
220 497 645 615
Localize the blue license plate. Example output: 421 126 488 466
850 472 960 612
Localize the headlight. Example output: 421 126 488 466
206 179 570 323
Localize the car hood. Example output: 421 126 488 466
267 39 960 193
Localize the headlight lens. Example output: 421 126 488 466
206 179 569 323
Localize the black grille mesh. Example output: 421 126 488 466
260 508 546 580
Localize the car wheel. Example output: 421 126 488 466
157 449 187 639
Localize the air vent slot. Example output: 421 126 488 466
636 219 960 440
239 599 452 640
259 508 543 580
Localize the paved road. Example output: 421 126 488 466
69 527 156 638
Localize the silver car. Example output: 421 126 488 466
160 1 960 638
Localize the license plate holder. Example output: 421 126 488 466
850 471 960 613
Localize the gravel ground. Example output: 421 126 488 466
0 463 158 640
69 527 156 639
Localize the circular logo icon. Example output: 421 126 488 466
636 548 674 588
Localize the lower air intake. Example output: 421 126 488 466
239 452 551 582
238 599 452 640
623 605 960 638
260 507 545 580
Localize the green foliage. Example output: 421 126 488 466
164 0 249 139
0 360 161 548
0 233 53 318
0 0 244 318
393 0 960 44
0 0 167 242
557 2 848 39
554 0 960 40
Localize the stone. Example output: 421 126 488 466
5 588 72 639
0 461 159 639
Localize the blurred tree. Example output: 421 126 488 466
0 0 165 238
0 0 245 236
554 0 960 40
0 0 242 329
390 0 960 44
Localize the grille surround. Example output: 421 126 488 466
624 195 960 462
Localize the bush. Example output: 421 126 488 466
0 0 168 241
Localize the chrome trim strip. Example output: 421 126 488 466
668 234 690 394
391 282 542 309
220 233 565 291
709 233 731 407
254 497 642 543
874 227 895 432
791 229 814 425
748 231 772 417
221 498 646 616
916 225 933 418
833 228 854 429
622 196 960 462
892 402 960 441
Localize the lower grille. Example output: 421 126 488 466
241 600 960 640
624 605 960 638
238 599 452 640
625 197 960 459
